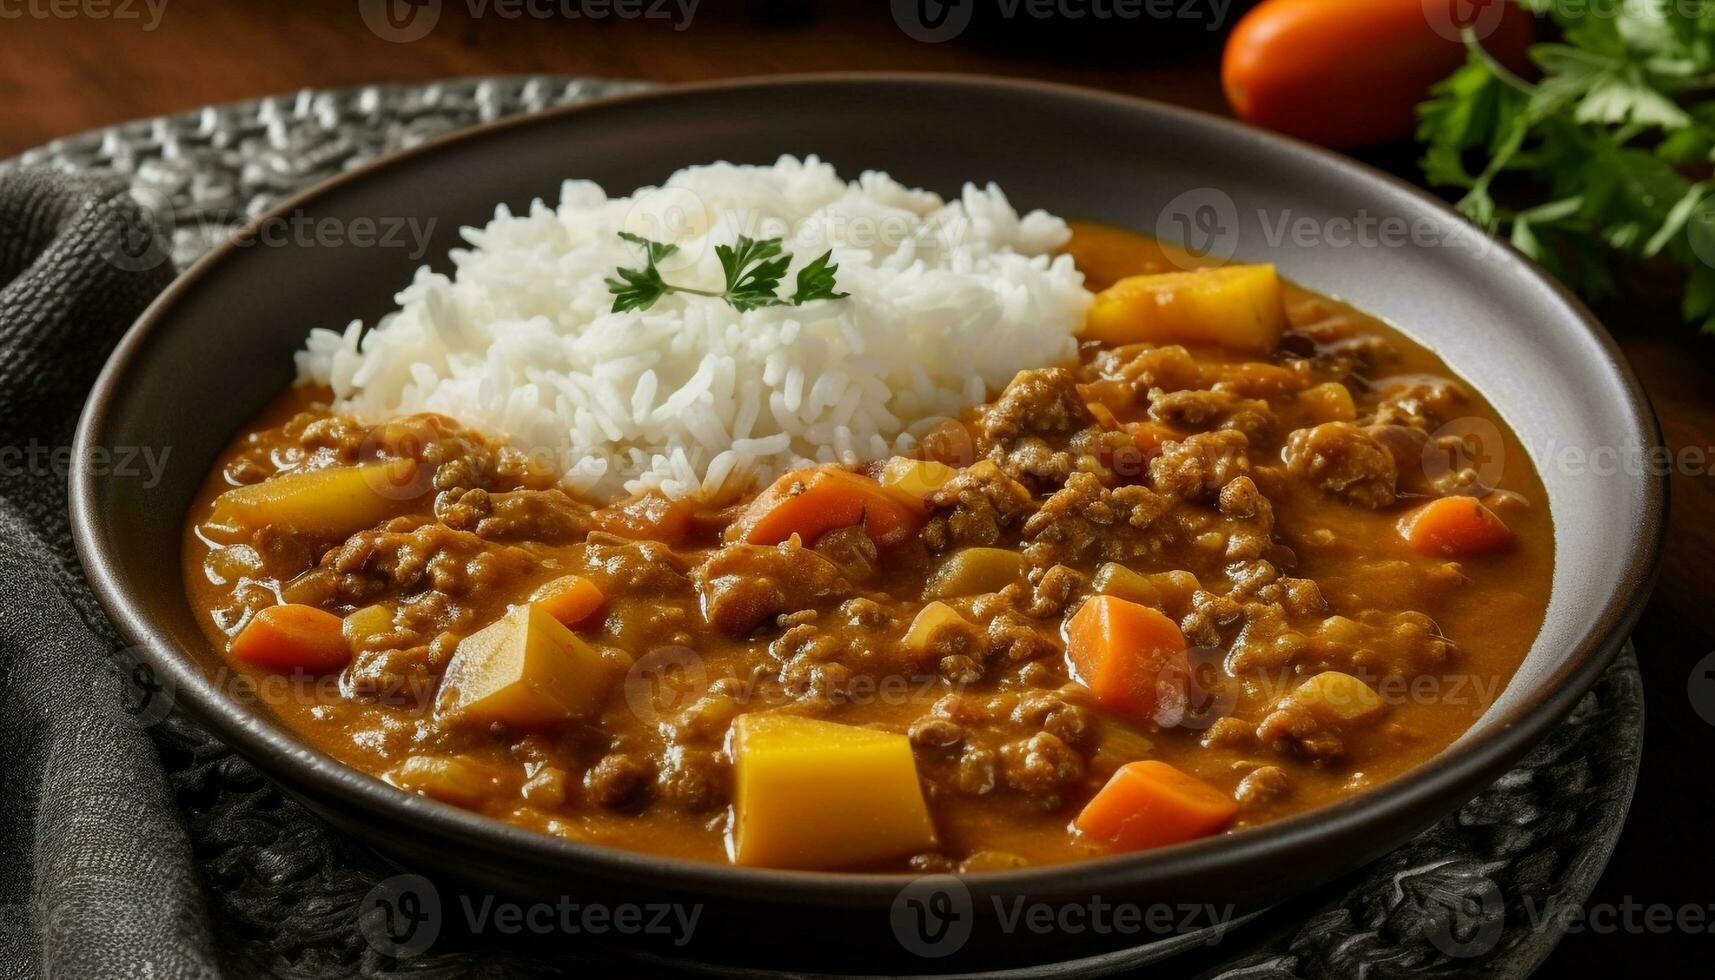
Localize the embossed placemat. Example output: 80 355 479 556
6 76 1643 979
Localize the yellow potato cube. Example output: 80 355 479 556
925 547 1026 599
1091 562 1162 607
879 457 958 500
1299 382 1357 423
1083 265 1287 353
207 459 421 540
437 604 614 729
903 601 974 658
342 604 395 649
386 754 499 808
730 714 937 869
1291 671 1386 725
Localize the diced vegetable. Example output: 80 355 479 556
437 604 615 729
1298 381 1356 423
903 601 974 658
1398 496 1515 557
878 456 958 500
1065 596 1189 723
1074 760 1238 851
728 466 926 548
591 493 695 545
207 459 421 540
386 754 500 808
531 575 606 627
1092 565 1203 615
959 851 1030 872
231 604 351 674
925 547 1026 599
1290 671 1386 725
1083 265 1287 353
1091 563 1161 607
730 713 937 869
1089 717 1156 777
1315 615 1365 646
342 603 395 649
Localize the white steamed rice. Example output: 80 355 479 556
296 155 1091 502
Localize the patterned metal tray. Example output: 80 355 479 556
9 76 1644 979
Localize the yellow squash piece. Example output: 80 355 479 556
437 604 614 729
903 601 973 658
1083 265 1287 353
342 604 395 649
730 714 937 869
1298 382 1357 423
207 459 421 539
879 457 959 500
925 547 1026 599
1290 671 1386 724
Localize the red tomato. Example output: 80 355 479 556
1222 0 1534 149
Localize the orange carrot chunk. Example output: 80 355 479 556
1065 595 1190 724
592 493 695 545
531 575 606 627
727 466 926 548
1398 496 1515 557
231 604 351 674
1074 760 1238 852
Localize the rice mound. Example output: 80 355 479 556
296 155 1091 502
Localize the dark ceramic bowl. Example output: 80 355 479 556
71 75 1664 974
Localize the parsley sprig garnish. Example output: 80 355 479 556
1418 1 1715 332
605 232 849 314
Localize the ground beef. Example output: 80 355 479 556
437 486 590 543
999 732 1085 798
693 540 853 636
586 753 653 809
1149 430 1252 501
1146 386 1274 437
324 519 538 607
978 367 1095 445
1369 374 1465 431
921 461 1036 552
1022 471 1171 566
1282 422 1397 508
1236 765 1292 808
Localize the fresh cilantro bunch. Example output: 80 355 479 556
605 231 849 314
1419 0 1715 331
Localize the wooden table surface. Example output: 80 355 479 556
6 1 1710 972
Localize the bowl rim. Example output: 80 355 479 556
70 71 1667 901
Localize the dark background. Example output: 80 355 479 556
4 0 1710 974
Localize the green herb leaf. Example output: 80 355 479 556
791 250 851 305
1417 1 1715 333
608 233 848 314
